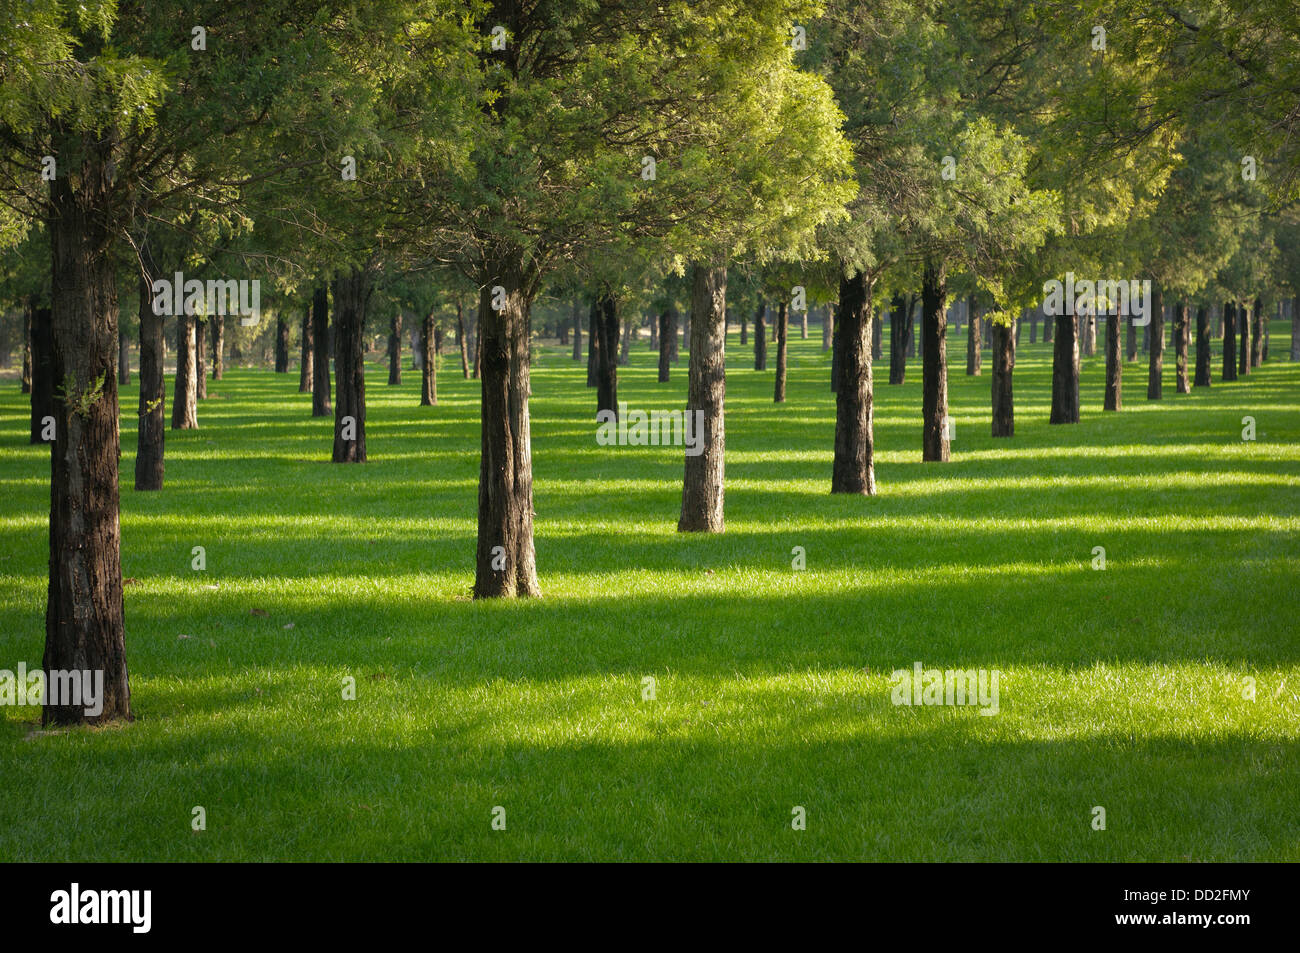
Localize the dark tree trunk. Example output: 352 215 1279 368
421 310 437 406
774 301 788 402
966 295 981 375
1050 314 1080 423
1147 284 1164 400
831 269 875 494
1029 312 1037 344
1043 311 1054 344
679 264 726 533
21 301 33 394
595 292 619 416
753 301 766 370
649 310 658 350
274 315 289 373
472 309 481 379
1194 305 1212 387
388 311 402 385
920 260 949 461
1104 309 1122 411
44 144 131 725
299 302 313 392
1223 302 1238 382
1082 314 1096 357
907 296 917 358
1292 296 1300 361
889 293 907 385
30 306 55 443
474 256 539 597
991 318 1015 437
1173 302 1190 394
586 300 599 387
171 312 197 429
740 308 748 346
1238 301 1250 377
210 314 223 381
311 286 331 415
619 313 630 366
1251 296 1263 368
571 298 582 362
458 304 471 379
195 319 206 399
135 274 165 491
871 304 882 360
117 326 130 384
822 302 832 352
658 309 675 382
1126 314 1137 362
801 306 808 340
331 269 371 463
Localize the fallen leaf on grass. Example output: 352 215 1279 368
250 608 268 617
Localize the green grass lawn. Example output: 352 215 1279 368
1 324 1298 861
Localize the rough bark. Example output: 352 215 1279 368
1194 305 1212 387
311 286 331 415
422 310 437 406
871 304 882 360
474 256 539 597
774 301 788 403
331 269 371 463
1223 302 1238 382
1104 309 1122 411
299 302 313 392
388 311 402 385
1050 314 1080 424
1147 284 1164 400
753 301 766 370
991 318 1015 437
920 260 950 461
888 293 908 385
135 274 165 491
678 264 726 533
44 139 131 724
171 311 197 429
595 292 619 416
831 269 875 494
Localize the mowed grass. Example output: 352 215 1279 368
1 322 1298 861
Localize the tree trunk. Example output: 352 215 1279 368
678 264 726 533
920 260 950 461
619 313 630 366
474 256 539 597
171 311 197 429
832 269 875 494
595 292 619 416
991 318 1015 437
871 304 883 360
472 308 481 379
1104 309 1122 411
195 319 206 399
1147 284 1164 400
966 295 981 375
801 306 808 340
1223 302 1238 382
1029 312 1037 344
1291 296 1300 361
889 293 907 385
1126 314 1137 362
1043 310 1053 344
1173 301 1190 394
822 302 832 352
740 308 748 346
1083 313 1096 357
21 301 33 394
586 299 599 387
1251 296 1263 367
210 314 223 381
650 310 658 350
30 306 55 443
753 301 766 370
299 302 313 392
117 326 130 384
1194 305 1212 387
571 298 582 361
135 274 166 491
332 269 371 462
1050 314 1080 423
275 315 289 373
388 311 402 385
421 310 437 406
1238 301 1250 377
774 301 788 402
658 309 675 382
312 286 331 415
44 144 131 724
